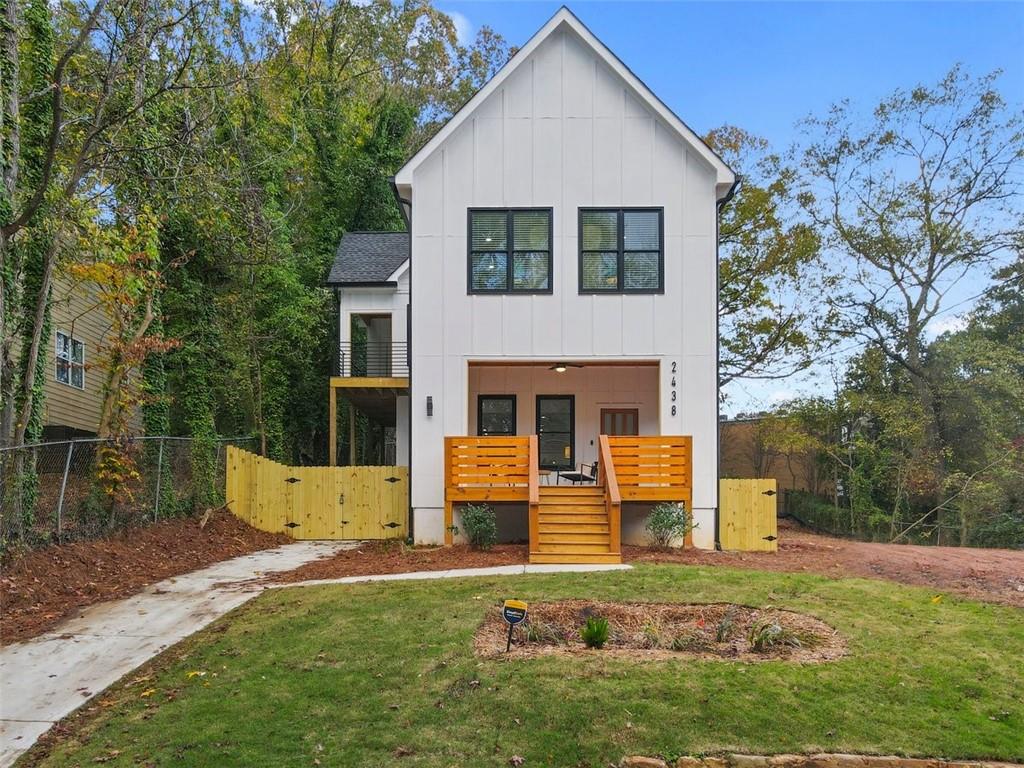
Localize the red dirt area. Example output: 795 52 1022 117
625 519 1024 608
269 541 528 583
0 510 289 645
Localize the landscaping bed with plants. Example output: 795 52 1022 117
20 565 1023 766
474 600 846 662
1 509 289 645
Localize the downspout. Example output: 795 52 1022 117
389 177 413 543
714 177 740 551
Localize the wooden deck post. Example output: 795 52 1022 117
328 385 337 466
348 402 356 465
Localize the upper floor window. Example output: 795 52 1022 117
55 331 85 390
579 208 663 293
468 208 552 293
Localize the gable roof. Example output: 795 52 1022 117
393 6 736 198
327 231 409 287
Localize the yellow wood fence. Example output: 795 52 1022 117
719 478 778 552
226 446 407 540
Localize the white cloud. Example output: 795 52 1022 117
444 9 474 45
926 313 968 339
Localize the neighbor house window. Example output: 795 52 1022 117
468 208 552 293
477 395 516 436
579 208 663 293
55 331 85 390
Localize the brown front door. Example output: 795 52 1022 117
600 408 639 436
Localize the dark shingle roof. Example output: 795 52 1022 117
327 231 409 286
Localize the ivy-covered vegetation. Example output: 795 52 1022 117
0 0 510 536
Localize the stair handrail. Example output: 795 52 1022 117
528 435 540 551
598 434 621 554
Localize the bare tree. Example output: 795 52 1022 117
800 66 1023 484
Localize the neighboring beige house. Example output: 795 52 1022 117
40 276 135 440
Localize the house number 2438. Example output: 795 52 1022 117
669 361 678 417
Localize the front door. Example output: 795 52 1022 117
600 408 639 436
536 395 574 470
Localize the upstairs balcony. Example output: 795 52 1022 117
335 341 409 379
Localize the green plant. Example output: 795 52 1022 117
640 621 662 649
670 632 705 652
525 620 563 644
715 607 738 642
645 502 696 548
580 616 610 649
460 504 497 550
748 620 802 652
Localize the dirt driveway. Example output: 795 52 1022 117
626 520 1024 608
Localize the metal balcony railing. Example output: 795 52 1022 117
337 341 409 377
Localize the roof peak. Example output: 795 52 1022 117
394 5 734 195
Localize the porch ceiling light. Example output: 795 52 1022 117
549 362 583 373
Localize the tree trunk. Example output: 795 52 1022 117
12 235 55 446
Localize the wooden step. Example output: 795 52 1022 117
539 488 603 496
534 541 613 554
536 513 609 524
536 524 606 536
536 504 605 514
529 551 622 564
537 535 610 547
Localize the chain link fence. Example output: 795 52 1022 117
0 436 257 553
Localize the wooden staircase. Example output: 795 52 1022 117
529 486 621 564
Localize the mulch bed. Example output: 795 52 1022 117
0 510 289 645
269 540 528 583
474 599 846 662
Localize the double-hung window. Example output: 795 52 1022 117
468 208 552 293
579 208 663 293
55 331 85 389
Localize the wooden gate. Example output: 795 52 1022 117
719 478 778 552
226 446 407 540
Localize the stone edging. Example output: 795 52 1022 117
620 755 1023 768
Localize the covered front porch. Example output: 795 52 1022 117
447 360 690 563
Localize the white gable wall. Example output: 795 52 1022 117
409 28 719 548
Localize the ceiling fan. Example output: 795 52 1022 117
549 362 584 373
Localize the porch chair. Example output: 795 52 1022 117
557 461 598 485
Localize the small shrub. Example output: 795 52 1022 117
460 503 497 550
640 621 662 649
580 616 610 648
748 620 802 652
670 631 705 652
525 620 563 644
645 502 695 549
715 607 738 642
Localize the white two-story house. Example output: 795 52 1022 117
328 7 735 562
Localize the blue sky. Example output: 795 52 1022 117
440 1 1024 414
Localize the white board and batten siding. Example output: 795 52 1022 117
401 14 731 548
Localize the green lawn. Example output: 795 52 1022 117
28 565 1024 767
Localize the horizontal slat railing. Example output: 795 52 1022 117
337 341 409 377
607 435 692 503
444 436 532 545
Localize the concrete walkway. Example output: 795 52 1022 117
0 549 632 767
273 562 633 589
0 541 351 767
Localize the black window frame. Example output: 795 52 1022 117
467 207 554 295
477 394 517 437
536 394 575 471
578 207 665 294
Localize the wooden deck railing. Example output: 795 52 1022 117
606 435 692 505
443 434 692 548
598 434 621 555
443 436 532 545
